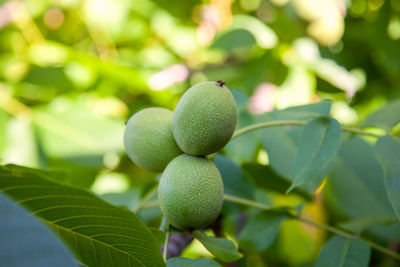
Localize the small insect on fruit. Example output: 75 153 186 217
172 81 238 156
216 80 226 87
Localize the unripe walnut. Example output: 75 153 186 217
124 107 182 172
158 154 224 230
172 81 238 156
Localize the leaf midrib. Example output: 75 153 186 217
338 238 351 267
294 120 329 183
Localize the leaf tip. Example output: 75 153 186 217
286 184 296 194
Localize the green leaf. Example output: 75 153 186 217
273 100 332 121
214 155 255 200
30 41 149 91
149 228 166 246
239 212 286 251
363 99 400 132
288 117 341 192
326 137 400 240
212 29 256 52
230 89 249 110
0 192 78 267
256 100 332 193
1 117 39 166
231 15 278 49
214 155 256 214
23 66 75 93
0 164 165 267
0 110 9 155
314 236 370 267
224 110 260 164
34 99 124 157
375 135 400 223
148 0 201 20
242 163 312 200
166 257 221 267
191 231 242 263
45 158 99 189
339 216 397 234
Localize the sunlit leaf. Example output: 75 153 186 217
232 15 278 49
191 231 242 263
22 66 75 94
212 29 256 52
293 38 364 97
363 99 400 132
149 0 200 20
28 42 148 91
1 117 39 167
0 109 10 155
34 98 124 157
278 218 323 265
276 64 316 108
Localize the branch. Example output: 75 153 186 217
223 194 400 261
232 120 306 139
223 194 271 210
231 120 383 140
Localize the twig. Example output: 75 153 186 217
223 194 400 261
232 120 306 139
223 194 271 210
231 120 383 140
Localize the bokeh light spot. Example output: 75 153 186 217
43 8 65 30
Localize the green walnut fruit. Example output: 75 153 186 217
158 154 224 230
124 107 182 172
172 81 238 156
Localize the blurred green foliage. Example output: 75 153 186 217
1 0 400 266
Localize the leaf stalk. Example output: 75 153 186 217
231 120 382 139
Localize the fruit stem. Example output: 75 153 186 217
223 194 400 261
163 222 170 262
231 120 383 139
